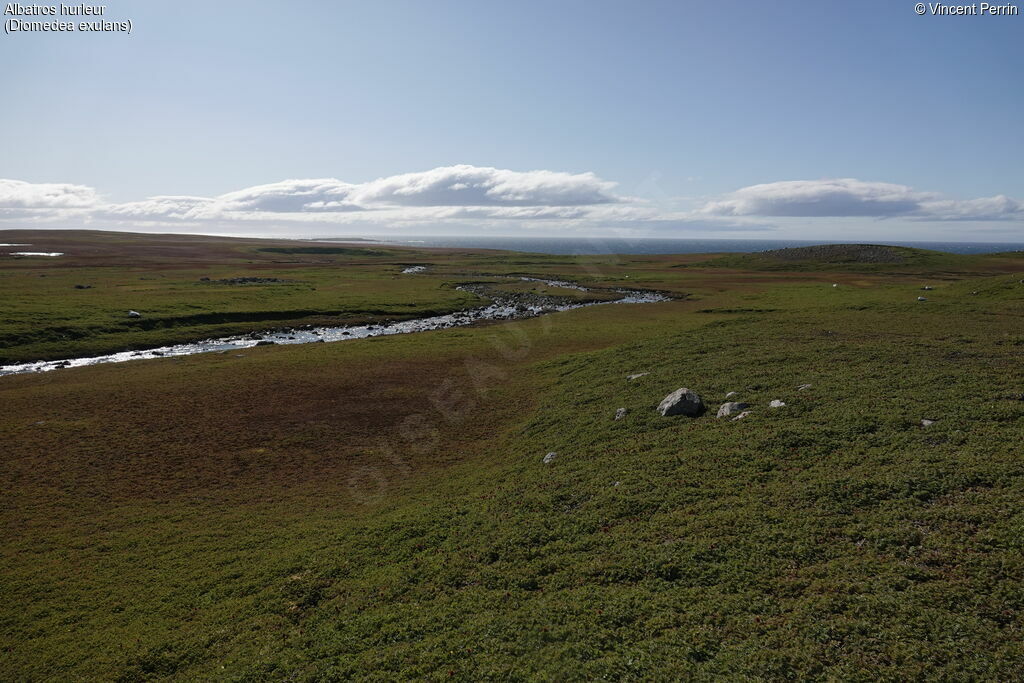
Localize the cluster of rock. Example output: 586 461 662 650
652 387 791 421
543 374 945 464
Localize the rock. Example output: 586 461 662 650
769 399 786 408
922 286 934 291
614 408 627 421
73 284 92 289
127 310 142 318
920 418 937 427
917 296 927 302
797 383 812 391
542 452 558 464
658 388 705 417
725 391 738 399
198 277 210 282
971 291 979 295
627 372 649 381
832 283 838 288
255 340 276 346
716 401 749 418
731 411 751 421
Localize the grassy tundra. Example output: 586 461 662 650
1 231 1023 679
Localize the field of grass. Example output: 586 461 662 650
2 231 1023 679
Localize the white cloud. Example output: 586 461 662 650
700 178 1024 222
918 195 1024 221
219 179 361 212
101 196 220 220
348 165 620 207
0 179 101 209
0 178 102 220
2 170 1019 238
700 179 926 217
83 166 625 226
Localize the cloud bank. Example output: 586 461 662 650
700 178 1024 222
0 168 1020 238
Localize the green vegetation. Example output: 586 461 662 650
2 231 1023 679
698 243 992 273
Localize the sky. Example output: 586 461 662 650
2 0 1022 241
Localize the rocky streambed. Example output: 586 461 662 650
0 277 671 377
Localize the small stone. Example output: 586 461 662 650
731 411 751 421
614 408 627 421
797 383 812 391
127 310 142 318
917 296 927 302
832 283 838 288
658 388 705 417
255 340 276 346
725 391 738 399
769 399 786 408
920 418 937 427
543 452 558 464
922 286 934 291
627 372 649 381
716 401 750 418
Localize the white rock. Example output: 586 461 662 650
614 408 627 421
731 411 751 421
917 296 927 302
920 418 937 427
542 452 558 464
716 401 749 418
769 400 786 408
627 372 649 381
832 283 838 288
725 391 738 399
658 388 705 417
127 310 142 318
797 383 812 391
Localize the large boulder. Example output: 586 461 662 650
658 388 704 417
716 401 749 418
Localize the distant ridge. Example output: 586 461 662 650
756 244 906 264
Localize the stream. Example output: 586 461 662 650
0 278 670 377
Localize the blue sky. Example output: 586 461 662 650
2 0 1022 240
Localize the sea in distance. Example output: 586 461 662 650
338 236 1024 256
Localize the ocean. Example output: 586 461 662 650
360 236 1024 256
